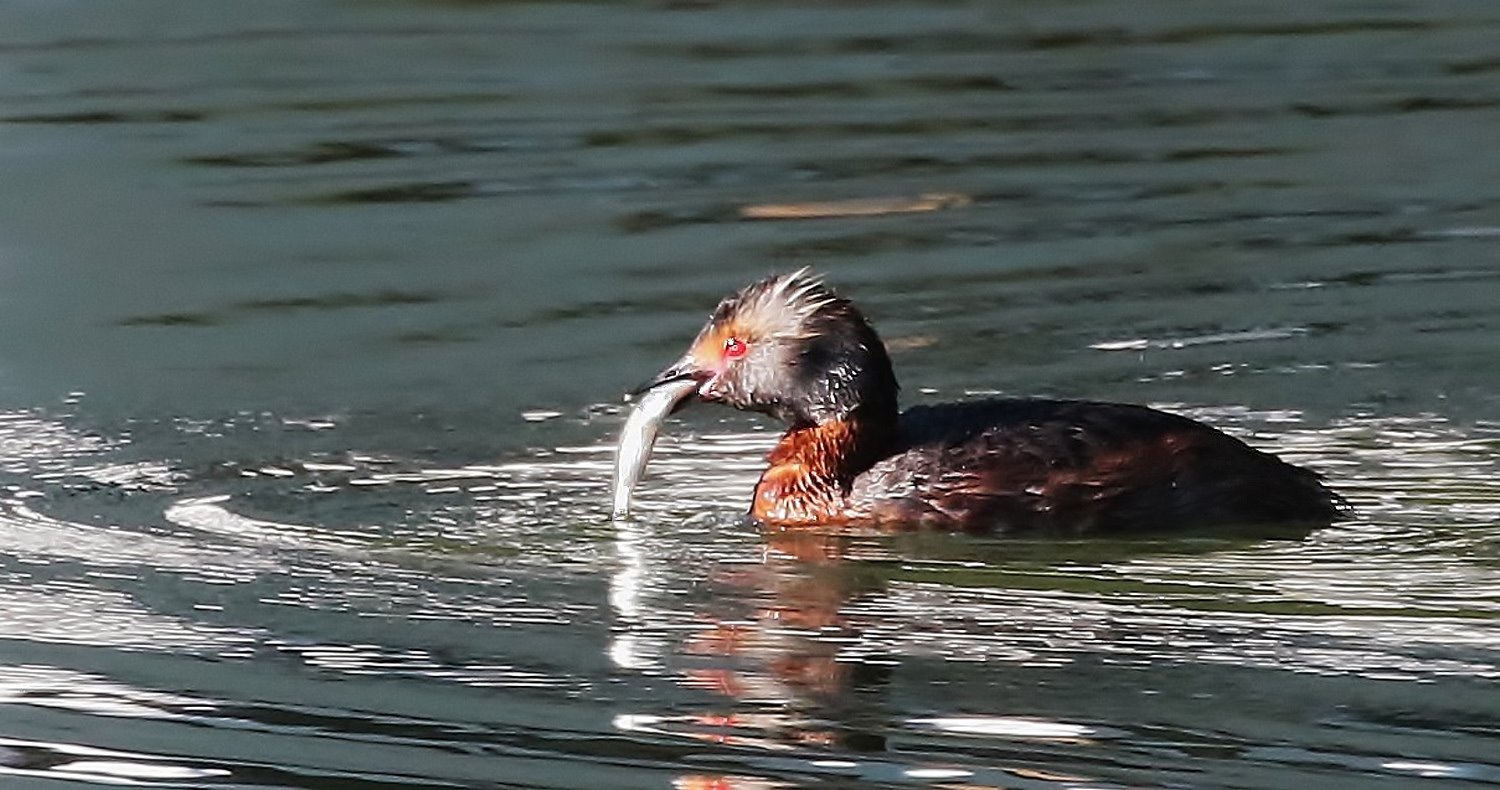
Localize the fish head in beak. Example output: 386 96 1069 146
610 311 764 519
629 353 710 408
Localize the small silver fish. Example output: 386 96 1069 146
611 378 698 518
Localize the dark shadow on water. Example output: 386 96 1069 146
115 289 454 328
761 520 1321 575
640 19 1438 60
2 108 209 124
310 181 481 205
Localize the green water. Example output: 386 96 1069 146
1 1 1497 787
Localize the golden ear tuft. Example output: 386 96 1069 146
731 268 837 340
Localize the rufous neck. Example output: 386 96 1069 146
770 410 895 486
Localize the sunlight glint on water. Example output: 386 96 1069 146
2 1 1500 787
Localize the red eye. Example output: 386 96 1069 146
723 336 748 359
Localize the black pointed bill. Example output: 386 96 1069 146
627 357 702 400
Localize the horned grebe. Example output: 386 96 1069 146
614 270 1343 532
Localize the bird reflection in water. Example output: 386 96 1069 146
611 524 891 752
610 524 1133 790
607 517 1323 788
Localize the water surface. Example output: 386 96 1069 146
1 1 1498 787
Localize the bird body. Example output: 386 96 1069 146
614 271 1343 532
